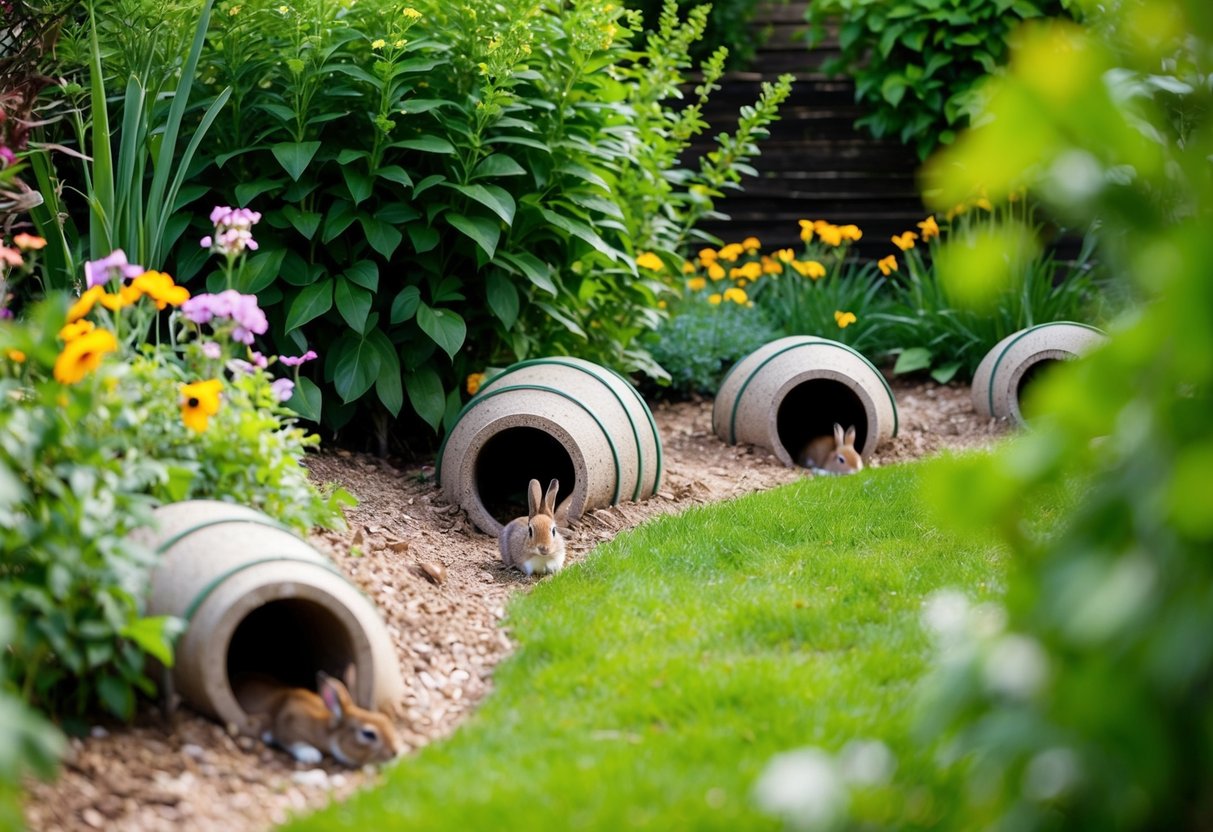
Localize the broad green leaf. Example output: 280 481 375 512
324 200 358 243
449 183 515 225
407 223 439 253
416 302 466 360
881 74 908 107
288 375 323 422
367 329 403 417
391 285 421 323
376 165 413 188
405 366 445 431
413 174 446 196
488 134 550 152
336 147 370 164
285 278 333 332
894 346 933 375
281 205 322 239
234 248 286 293
447 212 500 259
234 177 283 206
359 215 404 258
538 207 618 261
343 260 379 291
931 360 962 385
536 300 587 338
97 675 134 720
378 202 421 223
498 251 556 295
486 271 519 329
398 98 451 114
120 616 183 667
335 276 373 333
393 136 456 154
472 153 527 179
342 166 373 206
334 334 381 403
271 140 322 180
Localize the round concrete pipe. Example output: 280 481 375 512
971 322 1107 425
437 356 663 536
713 335 898 467
132 500 404 733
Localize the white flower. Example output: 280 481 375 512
983 633 1049 699
1023 747 1081 802
753 748 847 830
838 740 896 787
922 589 971 645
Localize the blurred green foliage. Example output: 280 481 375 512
806 0 1077 159
644 298 779 395
628 0 770 70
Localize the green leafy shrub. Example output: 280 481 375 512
0 237 348 721
755 2 1213 829
871 201 1108 383
81 0 788 441
644 298 779 395
628 0 769 70
805 0 1077 159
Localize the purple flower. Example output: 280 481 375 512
84 249 144 289
201 341 222 359
227 358 256 375
0 146 14 167
0 307 12 319
203 206 263 256
271 377 295 402
251 351 268 369
181 290 268 343
279 349 318 367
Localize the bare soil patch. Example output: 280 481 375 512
23 380 1007 832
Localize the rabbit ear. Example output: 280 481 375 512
342 663 357 694
527 479 543 517
543 479 559 516
318 672 350 720
844 425 857 447
833 423 845 446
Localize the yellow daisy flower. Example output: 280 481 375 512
180 379 224 433
53 328 118 384
636 252 664 271
66 286 105 323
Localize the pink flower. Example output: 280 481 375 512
227 358 256 375
201 341 222 359
279 349 318 367
203 206 263 256
0 245 22 267
270 378 295 402
84 250 144 289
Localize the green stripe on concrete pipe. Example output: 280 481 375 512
180 555 347 624
154 516 296 555
601 364 664 495
728 339 900 445
477 358 648 501
985 321 1106 418
438 383 623 505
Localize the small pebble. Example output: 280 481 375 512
291 769 330 788
89 726 109 739
182 743 206 760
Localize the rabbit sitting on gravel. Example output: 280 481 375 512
800 423 864 475
235 670 401 766
499 478 568 576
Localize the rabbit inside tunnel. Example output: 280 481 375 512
233 665 401 767
799 423 864 475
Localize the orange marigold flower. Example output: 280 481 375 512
717 243 744 262
67 286 105 323
636 252 664 271
839 224 863 242
698 248 718 263
761 256 781 275
5 349 25 363
741 236 761 252
791 260 827 279
58 319 97 342
878 255 898 276
53 328 118 384
775 248 796 264
917 216 940 242
682 260 696 274
891 231 918 251
466 372 486 395
707 262 725 280
12 233 46 251
686 277 707 292
816 224 844 247
723 287 747 304
834 310 857 329
707 293 722 305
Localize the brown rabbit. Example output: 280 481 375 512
499 478 567 576
800 423 864 475
234 670 401 766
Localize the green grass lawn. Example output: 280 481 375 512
287 463 1006 830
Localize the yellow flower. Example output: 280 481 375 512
839 224 863 242
394 39 407 48
707 262 725 280
180 379 223 433
66 286 105 323
12 233 46 251
401 7 421 18
973 197 993 212
99 290 134 312
717 243 744 262
278 4 288 13
834 310 857 329
816 224 844 247
917 216 940 242
53 328 117 384
798 220 815 243
791 260 826 279
372 38 386 49
58 319 96 342
723 287 747 304
775 248 796 264
741 236 761 252
945 202 969 221
707 293 722 305
131 270 190 309
686 277 706 292
5 349 25 363
636 252 664 271
878 255 898 276
739 261 762 280
681 260 696 274
891 231 918 251
477 62 489 75
228 4 241 14
698 248 718 263
761 256 781 275
466 372 486 395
